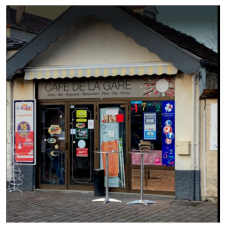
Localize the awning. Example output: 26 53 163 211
24 62 177 80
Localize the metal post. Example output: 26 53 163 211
92 151 122 204
140 154 143 201
105 152 109 201
127 152 156 206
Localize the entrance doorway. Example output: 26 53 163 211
38 101 128 191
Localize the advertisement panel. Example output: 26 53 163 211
143 113 157 140
14 100 36 165
162 101 175 166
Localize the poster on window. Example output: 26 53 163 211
14 100 36 165
143 113 156 140
162 101 175 166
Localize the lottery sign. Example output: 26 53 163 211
162 101 175 166
14 100 36 164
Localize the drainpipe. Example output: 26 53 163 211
203 99 207 200
191 69 200 201
10 79 14 187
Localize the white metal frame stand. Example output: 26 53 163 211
92 151 122 204
127 152 156 206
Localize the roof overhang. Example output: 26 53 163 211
7 6 201 80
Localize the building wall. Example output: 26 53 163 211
6 81 13 182
7 27 11 37
200 99 218 201
7 50 18 60
7 78 35 190
174 73 201 200
175 74 192 170
28 16 166 67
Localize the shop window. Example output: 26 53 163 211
131 101 175 167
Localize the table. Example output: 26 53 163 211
127 151 156 206
92 150 122 204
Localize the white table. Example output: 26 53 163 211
127 151 156 206
92 150 122 204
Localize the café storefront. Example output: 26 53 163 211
36 75 175 195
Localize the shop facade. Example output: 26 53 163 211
7 6 218 200
34 75 175 195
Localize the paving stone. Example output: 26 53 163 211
6 190 218 222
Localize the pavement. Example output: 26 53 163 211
6 189 218 222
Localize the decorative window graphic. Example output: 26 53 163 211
140 76 175 97
165 103 173 112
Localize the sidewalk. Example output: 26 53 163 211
6 189 218 222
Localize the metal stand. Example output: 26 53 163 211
7 123 24 193
92 151 122 204
127 152 156 206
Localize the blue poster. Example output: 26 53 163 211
162 101 175 166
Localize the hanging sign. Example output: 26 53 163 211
143 113 156 140
14 100 36 165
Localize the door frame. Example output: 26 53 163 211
67 100 130 192
37 102 68 190
67 102 97 191
97 100 130 193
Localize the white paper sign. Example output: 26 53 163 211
88 120 94 129
108 131 115 138
143 113 156 140
70 129 76 134
210 103 217 150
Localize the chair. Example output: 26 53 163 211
138 140 151 187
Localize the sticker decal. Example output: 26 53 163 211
76 123 85 128
54 144 59 149
48 125 62 135
47 138 56 143
76 128 88 139
76 110 87 118
78 140 86 148
50 150 60 156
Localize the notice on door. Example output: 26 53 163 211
76 148 88 157
88 120 94 129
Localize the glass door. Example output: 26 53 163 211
98 103 127 190
39 103 67 189
69 104 95 187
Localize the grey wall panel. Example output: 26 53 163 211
19 165 34 191
175 170 201 201
7 6 200 79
